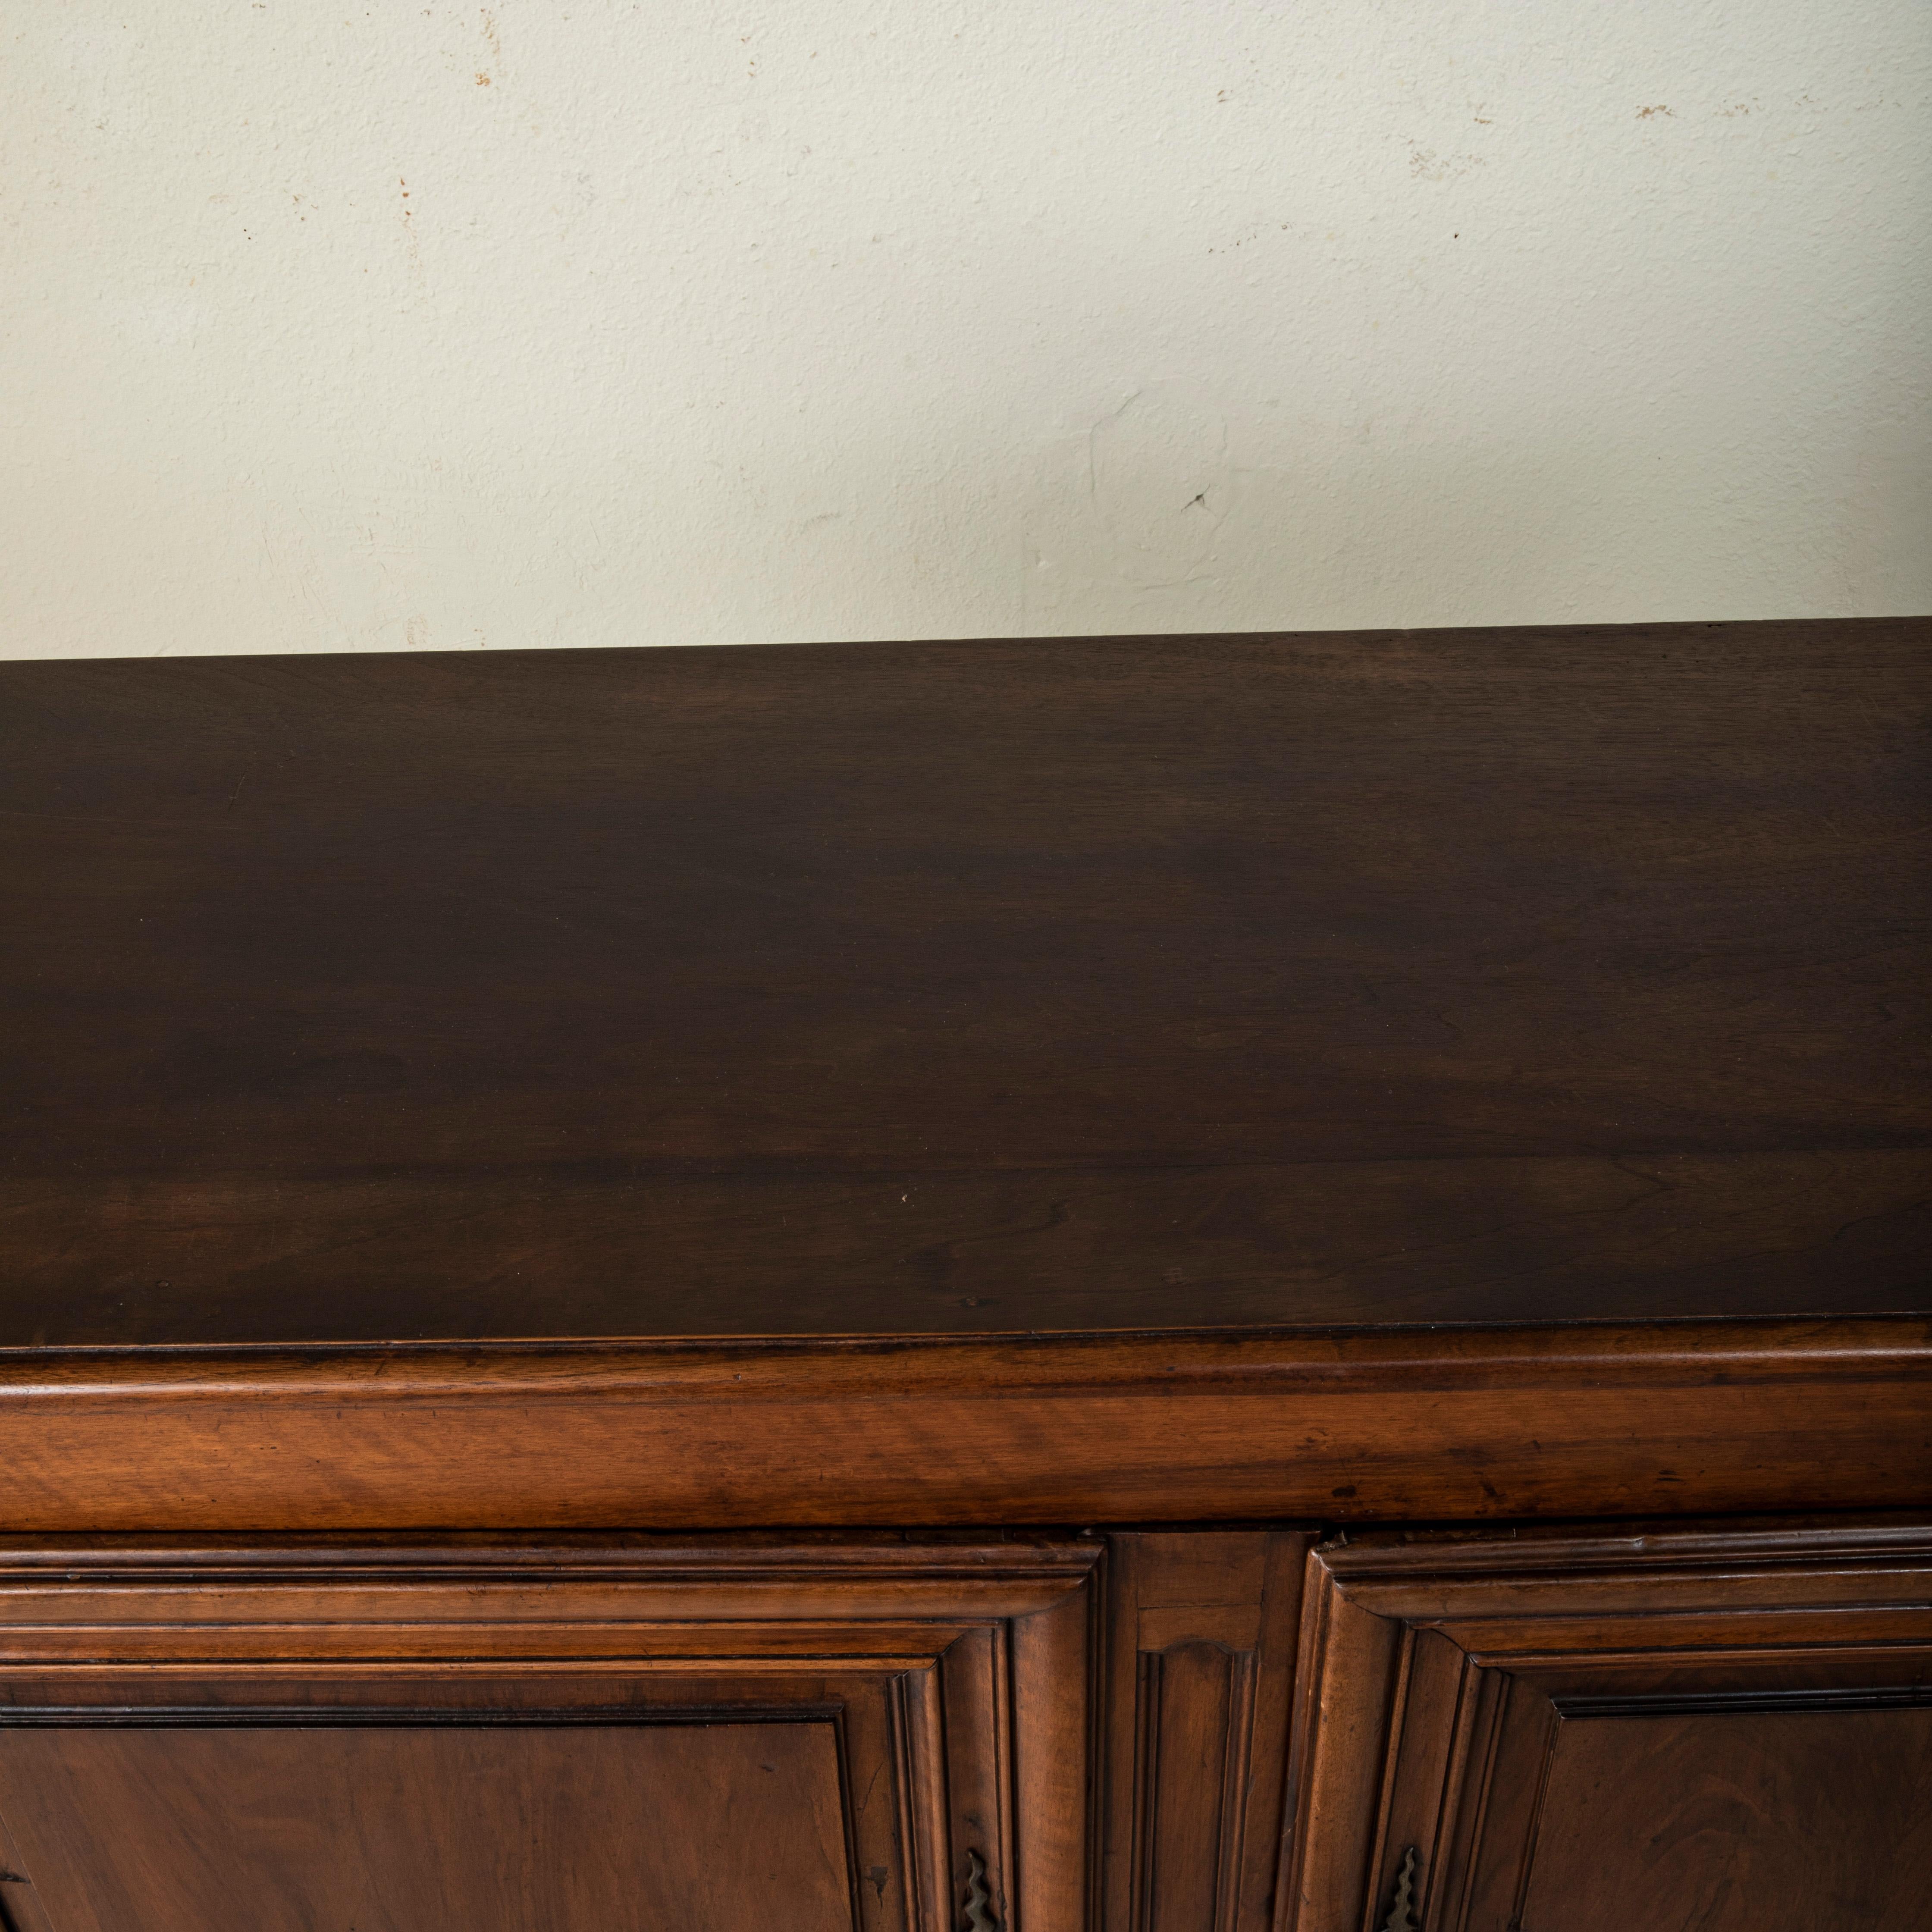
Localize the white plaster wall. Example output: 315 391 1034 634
3 1 1927 659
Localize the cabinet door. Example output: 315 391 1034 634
1281 1518 1932 1932
0 1536 1098 1932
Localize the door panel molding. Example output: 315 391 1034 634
0 1535 1101 1932
1280 1517 1932 1932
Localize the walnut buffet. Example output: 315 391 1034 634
1 619 1927 1931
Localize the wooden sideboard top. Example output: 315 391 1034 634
3 617 1927 1352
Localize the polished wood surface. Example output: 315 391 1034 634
8 1146 1927 1347
0 1534 1100 1932
0 1722 851 1932
1521 1707 1932 1932
5 1319 1926 1531
1281 1516 1932 1932
4 619 1926 1347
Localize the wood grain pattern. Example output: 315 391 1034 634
2 1321 1924 1531
5 1148 1926 1346
3 619 1926 1347
1519 1706 1932 1932
0 1721 853 1932
1280 1516 1932 1932
0 1535 1101 1932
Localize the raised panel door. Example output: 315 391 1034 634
1280 1518 1932 1932
0 1535 1100 1932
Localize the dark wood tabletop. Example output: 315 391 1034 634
3 618 1927 1348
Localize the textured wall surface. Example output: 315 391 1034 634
3 0 1927 660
